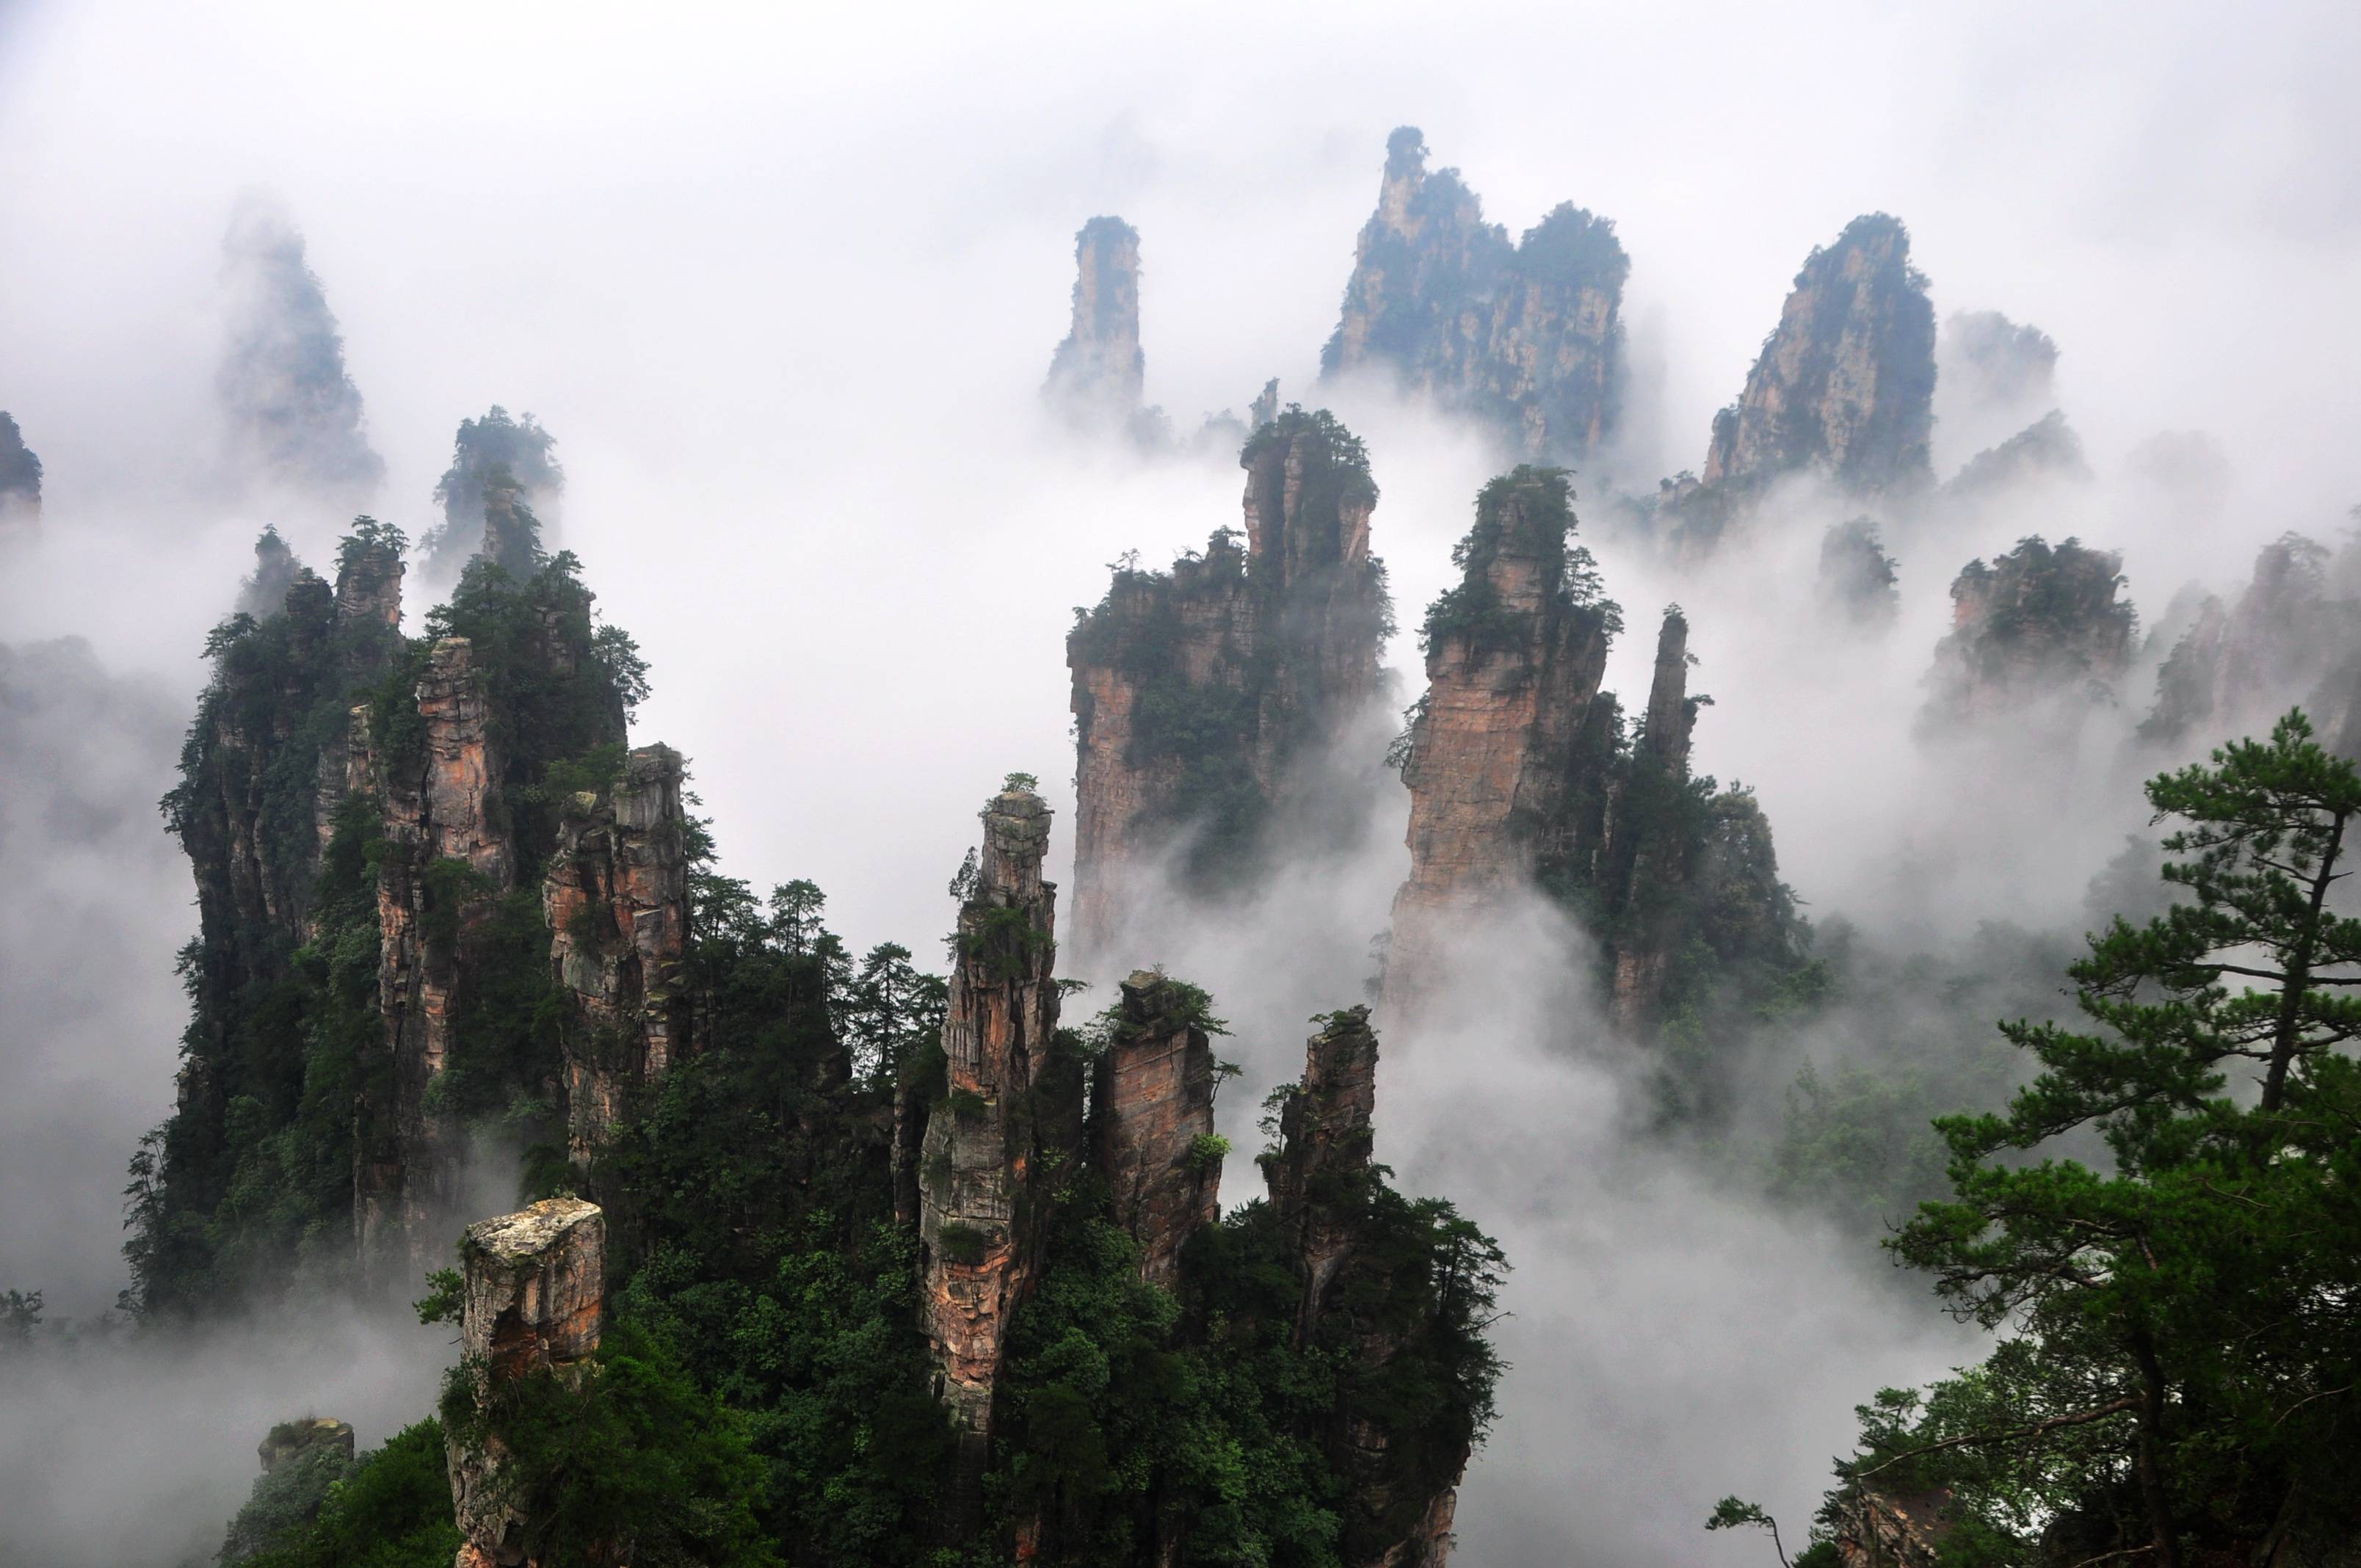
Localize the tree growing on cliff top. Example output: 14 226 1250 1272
1802 711 2361 1565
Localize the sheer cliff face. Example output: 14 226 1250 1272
1265 1007 1379 1344
1090 972 1221 1288
1386 468 1613 1011
215 192 385 499
1068 408 1388 954
918 785 1082 1514
447 1198 605 1568
1322 127 1627 466
361 636 512 1274
543 745 690 1169
1922 537 2136 727
1043 216 1145 428
424 407 562 581
1699 213 1935 498
0 411 39 529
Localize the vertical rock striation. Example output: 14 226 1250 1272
0 410 40 530
1922 537 2136 728
918 782 1082 1528
1385 468 1614 1010
1044 216 1147 432
542 744 691 1170
1699 214 1934 498
1068 407 1389 953
360 636 515 1278
446 1197 606 1568
1321 127 1628 466
1388 469 1807 1040
1090 971 1222 1288
1263 1006 1379 1345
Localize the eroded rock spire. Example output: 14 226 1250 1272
1044 215 1146 430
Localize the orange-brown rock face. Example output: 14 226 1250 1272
446 1198 605 1568
1043 215 1145 429
1922 536 2136 728
1068 408 1388 955
1385 468 1614 1014
543 744 689 1169
360 636 513 1279
1830 1488 1956 1568
1091 971 1222 1287
918 783 1083 1526
1698 213 1934 500
1321 126 1627 467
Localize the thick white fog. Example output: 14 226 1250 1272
3 0 2359 1560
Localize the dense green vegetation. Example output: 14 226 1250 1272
127 523 648 1315
1736 714 2361 1564
231 1420 460 1568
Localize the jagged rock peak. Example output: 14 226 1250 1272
545 744 692 1169
1922 536 2135 727
215 190 385 498
1639 608 1695 776
1700 213 1935 498
1818 517 1900 630
1068 408 1390 950
1322 126 1628 465
1249 377 1281 430
424 407 562 581
1044 215 1145 427
332 516 405 632
1091 970 1223 1287
920 777 1081 1531
446 1198 605 1568
0 411 42 528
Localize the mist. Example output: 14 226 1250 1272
4 0 2360 1560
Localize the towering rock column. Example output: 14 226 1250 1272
1264 1006 1468 1567
446 1198 605 1568
918 782 1081 1528
542 744 691 1169
360 636 514 1278
309 524 407 877
1068 407 1388 954
1697 214 1935 501
1606 611 1700 1032
1263 1006 1379 1345
1385 468 1614 1014
1042 215 1145 428
1091 971 1222 1287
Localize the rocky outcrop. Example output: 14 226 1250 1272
236 528 305 618
1922 537 2136 727
1069 407 1388 953
918 783 1083 1529
1385 468 1614 1011
1044 216 1146 432
1263 1007 1465 1567
423 407 562 581
1089 971 1222 1287
1263 1006 1379 1344
543 744 690 1169
1321 127 1627 466
309 521 408 872
1830 1487 1956 1568
1818 518 1900 630
1389 469 1806 1037
1701 214 1934 497
218 1418 360 1563
0 411 40 529
215 191 385 499
446 1198 606 1568
360 636 515 1279
259 1417 355 1474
